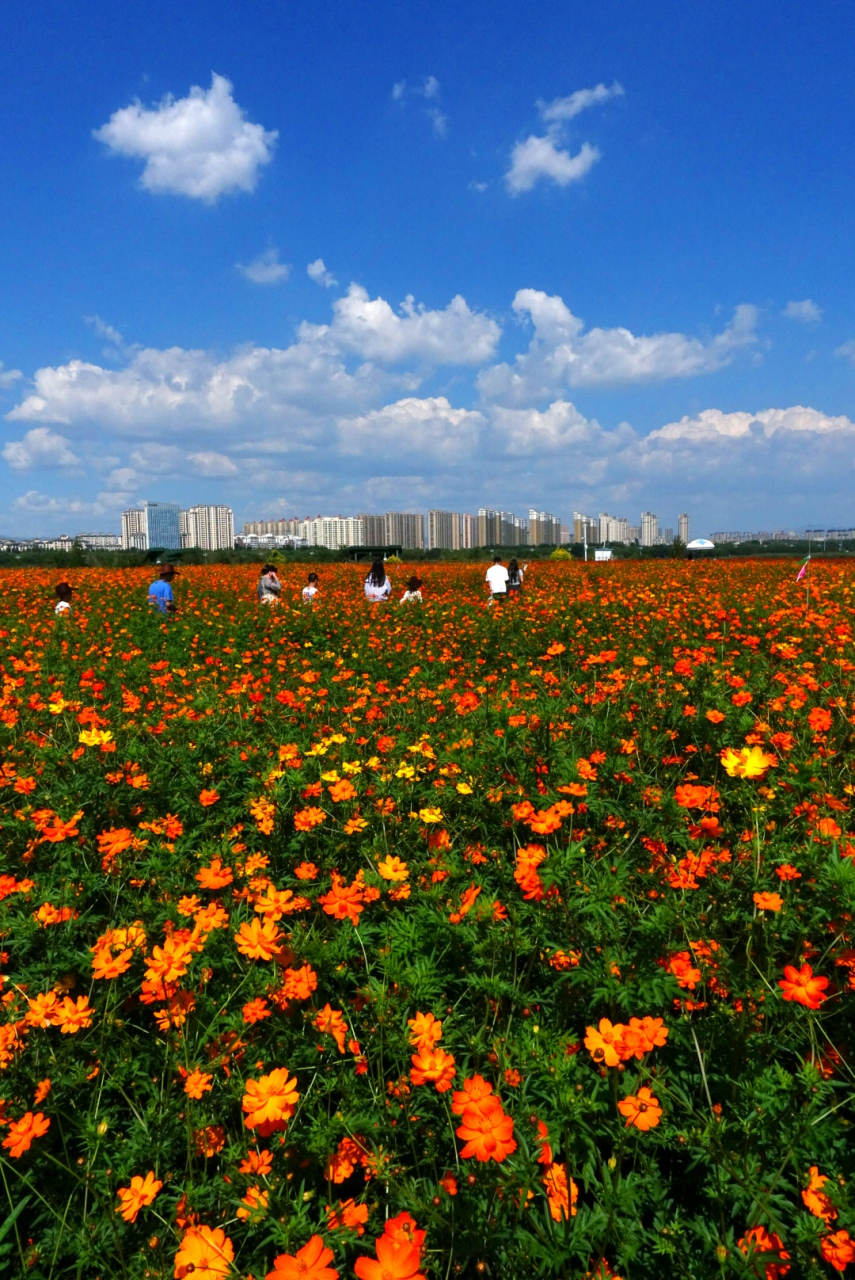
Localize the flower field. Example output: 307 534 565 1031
2 558 855 1279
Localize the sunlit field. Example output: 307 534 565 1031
2 559 855 1280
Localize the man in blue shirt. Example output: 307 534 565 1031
148 565 177 613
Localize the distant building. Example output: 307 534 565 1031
182 505 234 550
640 511 659 547
678 513 689 544
302 516 364 550
75 532 121 550
573 512 598 544
357 514 387 545
427 509 456 550
145 501 181 551
560 523 570 544
528 509 562 546
478 509 528 547
597 512 629 544
385 511 424 550
121 508 146 551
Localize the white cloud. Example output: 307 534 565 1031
188 450 238 476
312 284 501 364
307 258 337 288
2 427 80 471
505 81 621 195
392 76 447 136
94 73 277 202
0 363 22 389
13 490 109 516
835 340 855 363
237 248 290 285
338 396 484 460
478 290 758 402
128 443 182 473
84 314 125 348
505 137 599 194
538 81 624 123
649 405 855 443
784 299 822 323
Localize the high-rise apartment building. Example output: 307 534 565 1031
597 513 629 544
427 510 456 550
385 512 424 550
678 513 689 544
357 514 387 545
573 512 598 545
640 511 659 547
184 505 234 550
459 514 477 549
121 509 146 550
478 509 528 547
528 509 562 546
302 517 364 550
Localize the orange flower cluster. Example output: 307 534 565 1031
584 1017 669 1067
452 1075 516 1162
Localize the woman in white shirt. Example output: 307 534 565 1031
364 560 392 603
302 572 320 602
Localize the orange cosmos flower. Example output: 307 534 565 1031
455 1097 516 1162
407 1011 442 1051
808 707 833 733
242 997 271 1024
705 709 726 723
294 806 326 832
234 917 285 961
116 1170 163 1222
377 855 409 881
778 962 829 1009
439 1172 458 1196
242 1067 300 1135
265 1235 340 1280
92 946 133 979
314 1004 348 1053
775 864 801 881
737 1225 790 1280
815 818 843 840
240 1148 273 1176
198 789 220 807
174 1224 234 1280
753 891 783 912
2 1111 50 1157
328 779 357 802
319 874 365 925
543 1162 578 1221
196 858 233 889
450 1074 494 1116
802 1166 836 1222
343 816 369 835
354 1234 426 1280
327 1198 369 1234
194 1125 226 1157
282 964 318 1000
236 1185 269 1220
617 1087 662 1131
55 995 93 1034
184 1070 213 1099
821 1230 855 1273
34 1079 51 1105
409 1047 456 1092
294 861 319 880
584 1018 625 1068
144 938 191 986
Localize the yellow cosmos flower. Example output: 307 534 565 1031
720 746 776 779
419 807 443 823
78 729 114 747
456 782 473 795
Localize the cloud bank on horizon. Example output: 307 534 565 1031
3 275 854 534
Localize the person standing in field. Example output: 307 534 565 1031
400 575 423 603
257 563 282 606
54 582 73 615
302 572 320 602
485 554 509 606
506 558 527 598
148 565 177 613
364 560 392 602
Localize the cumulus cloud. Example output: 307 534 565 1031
835 339 855 363
337 396 484 460
188 450 238 476
311 284 501 365
0 363 22 389
237 248 290 285
94 73 277 201
12 490 109 516
307 258 337 288
3 427 80 471
478 290 758 403
505 81 621 194
784 298 822 323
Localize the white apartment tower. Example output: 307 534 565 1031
640 511 659 547
678 513 690 544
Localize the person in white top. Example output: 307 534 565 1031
400 575 423 604
485 555 509 605
54 582 73 615
364 560 392 602
302 572 320 602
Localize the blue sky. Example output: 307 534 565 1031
2 0 855 537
